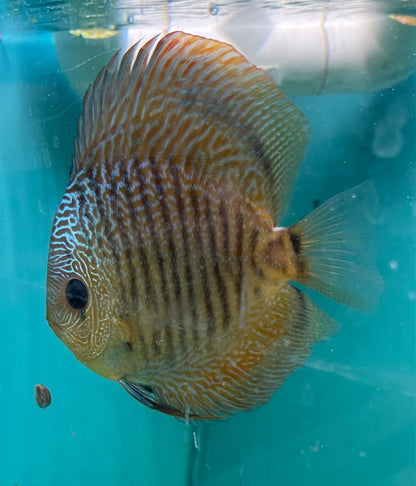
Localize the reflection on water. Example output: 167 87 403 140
1 0 415 32
2 0 414 97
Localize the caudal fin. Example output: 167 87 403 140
291 181 384 312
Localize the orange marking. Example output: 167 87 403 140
390 14 416 26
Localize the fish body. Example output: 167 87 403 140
47 32 381 419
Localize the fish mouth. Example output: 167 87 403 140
118 378 213 420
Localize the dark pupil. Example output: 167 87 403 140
65 278 88 310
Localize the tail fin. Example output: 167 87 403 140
291 181 384 312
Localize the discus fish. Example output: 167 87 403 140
46 32 381 419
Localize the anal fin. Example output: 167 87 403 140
162 283 338 418
235 283 338 410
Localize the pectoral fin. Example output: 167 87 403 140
119 378 215 420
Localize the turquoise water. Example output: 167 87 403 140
0 2 415 485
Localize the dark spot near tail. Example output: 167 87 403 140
312 199 320 208
289 230 301 255
125 341 133 351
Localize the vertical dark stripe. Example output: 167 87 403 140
149 158 178 359
219 198 230 261
118 161 151 354
191 187 215 337
163 325 174 361
170 164 197 347
109 163 138 307
152 328 161 354
136 160 175 361
151 160 182 303
123 162 155 310
235 209 244 306
288 229 302 254
76 189 90 242
249 228 259 266
136 161 170 310
204 194 230 329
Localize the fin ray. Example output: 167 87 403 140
291 181 384 312
153 284 337 418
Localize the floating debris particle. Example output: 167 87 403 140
35 384 52 409
69 28 118 39
389 260 398 270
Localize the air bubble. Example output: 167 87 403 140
389 260 398 270
310 441 321 452
193 431 200 450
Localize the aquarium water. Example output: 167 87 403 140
0 1 414 485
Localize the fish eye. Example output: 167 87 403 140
65 278 88 310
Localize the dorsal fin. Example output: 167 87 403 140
73 31 309 219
